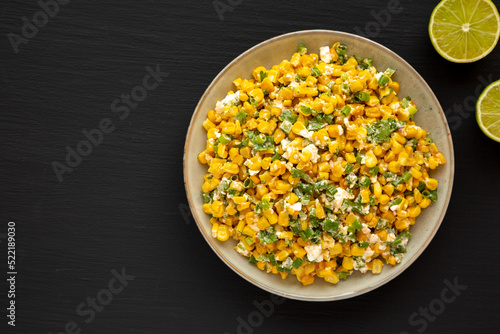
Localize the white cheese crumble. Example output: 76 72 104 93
273 99 284 110
305 244 324 262
332 188 353 210
369 234 380 244
282 257 293 268
361 223 371 235
387 233 396 242
302 144 320 163
298 129 314 140
363 247 375 261
285 202 302 212
319 46 332 63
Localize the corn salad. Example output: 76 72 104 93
198 43 446 286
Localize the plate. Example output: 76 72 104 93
184 30 454 301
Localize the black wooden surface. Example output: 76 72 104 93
1 0 500 333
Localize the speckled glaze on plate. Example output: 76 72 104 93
184 30 454 301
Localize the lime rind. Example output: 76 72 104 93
476 79 500 143
429 0 500 63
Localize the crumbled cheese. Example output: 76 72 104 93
215 101 224 113
282 257 293 268
298 129 314 140
305 244 324 262
340 225 348 236
369 234 380 244
286 202 302 212
324 64 334 75
354 258 368 273
361 223 371 235
332 188 353 210
338 125 344 136
378 243 387 251
281 139 291 150
249 169 259 176
363 247 375 261
221 91 239 105
387 233 396 242
289 81 299 90
374 72 383 82
390 204 399 212
273 99 284 110
319 46 332 63
276 231 285 238
302 144 320 163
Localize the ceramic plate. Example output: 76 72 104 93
184 30 454 301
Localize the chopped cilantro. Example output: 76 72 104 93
366 118 405 144
291 168 314 184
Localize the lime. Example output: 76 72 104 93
429 0 500 63
477 79 500 142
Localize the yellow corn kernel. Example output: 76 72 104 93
382 183 394 196
274 128 285 144
393 132 406 145
425 178 438 190
330 242 343 256
240 146 251 159
242 225 256 237
408 205 421 218
351 245 365 257
379 194 390 205
316 201 326 219
323 271 340 284
278 231 293 239
419 198 431 209
202 203 212 214
349 80 363 93
364 150 378 168
388 161 401 173
217 224 229 241
278 212 289 226
345 152 356 163
264 210 278 225
395 219 410 231
414 189 423 203
373 182 382 198
276 250 289 261
410 167 423 180
211 222 219 238
211 200 225 218
342 257 354 270
428 157 438 169
202 119 216 131
293 243 307 259
287 193 299 205
223 162 239 174
371 259 383 274
360 188 370 203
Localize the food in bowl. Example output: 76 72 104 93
197 42 446 286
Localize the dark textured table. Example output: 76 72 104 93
1 0 500 333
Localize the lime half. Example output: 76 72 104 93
477 79 500 142
429 0 500 63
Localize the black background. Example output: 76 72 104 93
1 0 500 333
